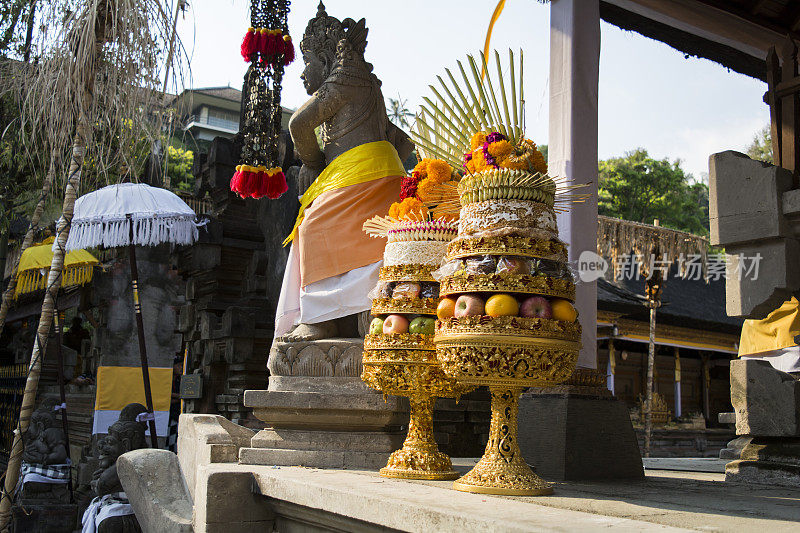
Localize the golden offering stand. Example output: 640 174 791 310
436 255 581 496
362 265 473 480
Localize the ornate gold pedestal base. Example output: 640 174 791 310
379 395 458 481
453 387 553 496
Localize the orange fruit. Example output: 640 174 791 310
437 297 457 320
550 298 577 322
485 294 519 317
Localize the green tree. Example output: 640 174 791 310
598 148 709 235
167 144 194 192
387 96 413 129
746 125 772 163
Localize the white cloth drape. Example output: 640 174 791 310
741 345 800 373
274 244 379 337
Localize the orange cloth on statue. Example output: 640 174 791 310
298 176 401 287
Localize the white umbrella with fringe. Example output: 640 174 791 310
63 182 201 448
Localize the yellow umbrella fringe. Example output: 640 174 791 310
14 264 94 299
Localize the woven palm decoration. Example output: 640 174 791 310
230 0 295 200
413 50 589 218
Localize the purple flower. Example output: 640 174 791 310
486 131 507 144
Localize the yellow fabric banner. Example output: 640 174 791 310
94 366 172 412
283 140 405 246
738 297 800 356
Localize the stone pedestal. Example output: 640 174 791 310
724 360 800 487
241 338 407 469
11 502 77 533
517 370 644 481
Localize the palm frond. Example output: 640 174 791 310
410 50 525 165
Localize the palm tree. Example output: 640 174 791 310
387 96 413 129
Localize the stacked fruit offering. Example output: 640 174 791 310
433 165 582 496
361 217 471 480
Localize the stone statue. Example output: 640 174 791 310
23 399 68 466
274 1 414 342
84 403 148 533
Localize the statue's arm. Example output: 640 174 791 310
289 83 345 171
386 121 414 162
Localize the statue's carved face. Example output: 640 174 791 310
301 51 328 95
98 433 120 459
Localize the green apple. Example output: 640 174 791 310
369 317 385 334
409 317 436 335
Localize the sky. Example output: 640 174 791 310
175 0 769 180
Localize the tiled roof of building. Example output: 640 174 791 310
598 272 744 334
191 86 242 102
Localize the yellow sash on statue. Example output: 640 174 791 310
738 297 800 356
283 140 405 246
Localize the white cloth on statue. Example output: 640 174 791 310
741 345 800 373
82 492 134 533
274 244 380 337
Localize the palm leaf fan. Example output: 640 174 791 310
411 49 525 166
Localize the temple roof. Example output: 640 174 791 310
598 274 744 334
600 0 797 81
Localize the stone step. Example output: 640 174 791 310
238 447 392 470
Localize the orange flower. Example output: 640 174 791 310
470 148 488 172
397 197 427 220
528 148 548 175
416 178 443 204
412 159 429 178
426 159 451 184
388 202 402 219
488 140 514 160
470 131 487 150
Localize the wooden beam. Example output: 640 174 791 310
750 0 770 16
767 47 783 166
694 0 800 39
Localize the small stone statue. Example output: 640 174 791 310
275 1 414 343
17 398 71 504
23 398 68 467
83 403 148 533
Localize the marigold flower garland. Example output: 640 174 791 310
390 158 458 221
463 131 548 175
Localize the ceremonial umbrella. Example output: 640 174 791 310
63 182 199 447
13 237 99 299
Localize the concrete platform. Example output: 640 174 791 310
195 458 800 532
642 457 729 473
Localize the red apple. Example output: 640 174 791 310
519 296 552 318
383 314 409 334
454 294 485 317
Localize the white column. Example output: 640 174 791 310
549 0 600 368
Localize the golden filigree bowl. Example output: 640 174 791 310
447 235 568 262
371 296 439 316
440 273 575 301
434 275 580 496
362 346 474 480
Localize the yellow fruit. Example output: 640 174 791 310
551 298 577 322
437 297 457 320
485 294 519 317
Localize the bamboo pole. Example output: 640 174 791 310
0 155 57 338
128 215 159 449
0 37 99 533
644 304 656 458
